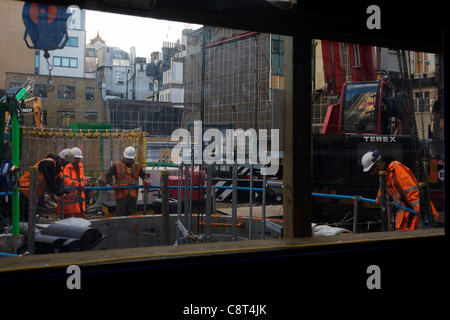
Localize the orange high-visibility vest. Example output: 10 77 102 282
114 161 141 200
56 162 87 218
19 158 57 199
376 161 439 231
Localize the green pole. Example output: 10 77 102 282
12 108 20 236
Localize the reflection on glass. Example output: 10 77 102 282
342 82 379 133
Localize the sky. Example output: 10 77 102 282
84 10 202 58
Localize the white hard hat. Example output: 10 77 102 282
71 147 83 159
123 146 136 159
59 149 76 163
361 150 381 172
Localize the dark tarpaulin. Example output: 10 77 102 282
22 2 72 51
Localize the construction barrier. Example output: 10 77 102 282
20 128 147 177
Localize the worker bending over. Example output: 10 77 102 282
19 149 75 220
105 146 150 216
56 147 88 219
361 150 439 231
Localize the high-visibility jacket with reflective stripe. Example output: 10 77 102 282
376 161 439 230
19 158 58 199
114 161 141 200
56 162 87 216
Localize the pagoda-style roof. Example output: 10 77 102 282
89 31 106 46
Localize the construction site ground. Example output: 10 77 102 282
36 197 281 224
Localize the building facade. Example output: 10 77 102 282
182 27 283 132
6 72 106 128
1 2 107 131
0 0 35 95
96 46 130 100
35 6 86 79
93 43 154 101
130 48 154 101
107 99 183 136
146 41 184 102
159 57 184 108
85 32 107 79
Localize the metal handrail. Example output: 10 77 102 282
311 192 416 214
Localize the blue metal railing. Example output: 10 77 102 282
51 186 415 215
3 187 415 215
311 192 416 215
63 185 265 192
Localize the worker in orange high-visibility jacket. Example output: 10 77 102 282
56 147 88 219
361 150 439 231
19 149 75 221
105 146 150 216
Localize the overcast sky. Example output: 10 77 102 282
85 10 202 58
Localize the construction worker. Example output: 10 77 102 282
105 146 150 216
56 147 88 219
361 150 439 231
19 149 75 220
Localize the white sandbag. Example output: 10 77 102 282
55 217 92 227
312 223 350 236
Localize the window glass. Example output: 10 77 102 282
61 57 70 67
34 83 47 98
341 82 380 133
69 58 78 68
85 111 98 122
0 1 444 259
313 40 444 233
53 56 61 66
86 87 95 100
53 56 77 68
67 36 78 47
57 85 76 99
57 110 75 127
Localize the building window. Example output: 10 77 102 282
9 81 23 89
414 91 430 112
34 83 47 98
163 71 171 85
86 47 97 57
57 111 75 127
271 35 284 76
113 59 130 67
58 85 76 100
116 72 125 85
66 37 78 47
414 52 430 75
35 50 40 74
271 38 284 54
85 111 98 123
86 87 95 100
53 56 78 68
